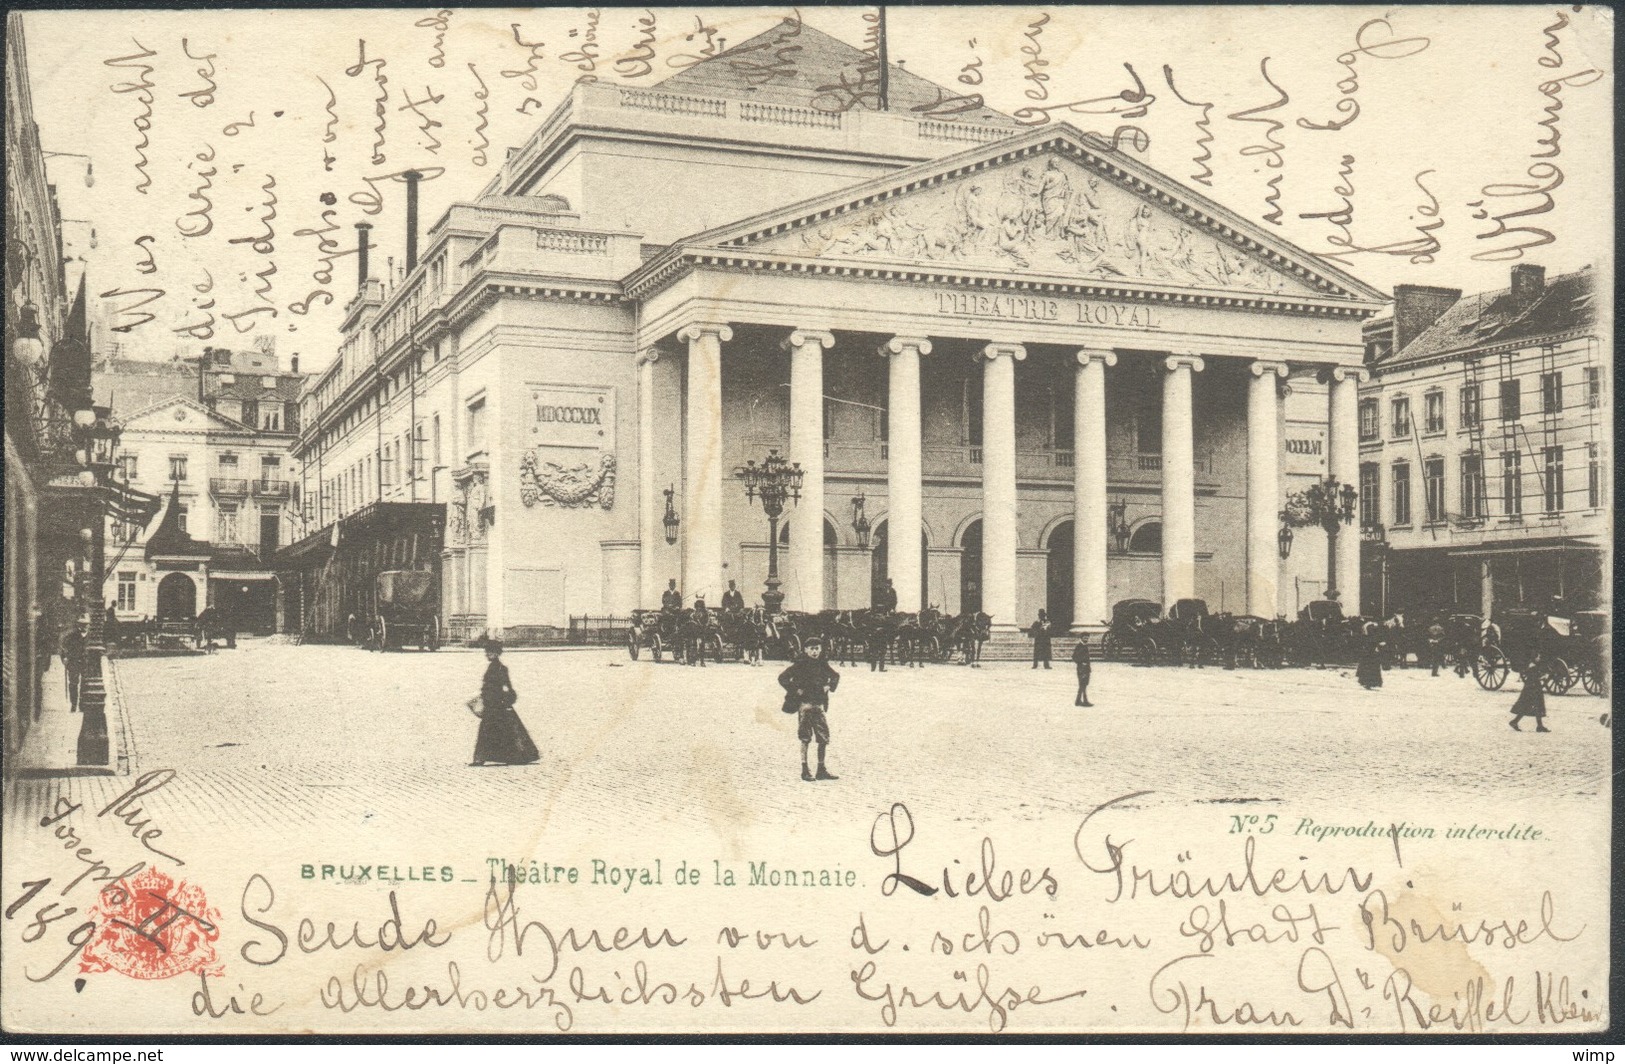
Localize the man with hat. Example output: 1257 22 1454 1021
778 637 841 782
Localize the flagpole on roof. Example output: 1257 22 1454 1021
877 6 889 112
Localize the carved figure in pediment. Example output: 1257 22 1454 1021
1036 158 1072 239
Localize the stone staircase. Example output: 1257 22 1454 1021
970 630 1099 663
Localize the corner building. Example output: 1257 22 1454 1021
295 26 1386 644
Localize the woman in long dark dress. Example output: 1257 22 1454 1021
1509 653 1550 732
470 639 540 766
1355 624 1385 690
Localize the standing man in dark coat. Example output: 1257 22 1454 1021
1425 618 1446 676
879 578 899 614
779 638 841 781
661 579 683 612
1029 609 1053 669
1073 636 1093 706
59 619 85 711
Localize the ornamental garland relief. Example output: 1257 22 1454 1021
519 450 616 510
777 155 1302 295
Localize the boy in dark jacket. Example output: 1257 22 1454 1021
779 638 841 781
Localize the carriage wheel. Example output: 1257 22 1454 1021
426 615 442 651
627 631 640 660
1473 647 1509 690
372 616 388 652
1542 657 1574 695
1137 637 1159 667
1101 633 1123 662
651 633 663 662
1581 665 1608 697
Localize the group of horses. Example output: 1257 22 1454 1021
629 605 995 667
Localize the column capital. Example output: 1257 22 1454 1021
878 335 932 358
677 321 733 345
1075 347 1118 368
1329 365 1371 384
977 342 1027 362
636 347 662 366
1250 359 1289 379
1164 353 1206 373
782 328 835 352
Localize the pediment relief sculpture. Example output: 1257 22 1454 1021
759 155 1312 296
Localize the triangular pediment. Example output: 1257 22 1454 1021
123 396 252 433
681 126 1384 304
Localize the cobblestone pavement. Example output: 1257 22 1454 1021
6 638 1611 847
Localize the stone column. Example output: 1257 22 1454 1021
678 322 731 602
785 328 834 613
1480 559 1495 620
1247 360 1290 618
1073 348 1116 631
636 347 661 607
1329 366 1366 612
879 336 931 612
1161 353 1205 607
978 342 1026 631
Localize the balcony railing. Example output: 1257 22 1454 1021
253 478 291 500
211 477 248 496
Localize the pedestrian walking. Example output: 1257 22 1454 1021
1029 610 1053 669
1355 624 1385 690
778 637 840 782
468 638 540 766
1073 637 1093 706
1509 654 1550 732
1425 619 1445 677
59 619 85 711
104 605 121 655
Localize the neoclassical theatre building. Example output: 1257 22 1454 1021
290 25 1387 643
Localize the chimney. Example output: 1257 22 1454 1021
1393 284 1461 352
1511 263 1546 306
291 353 300 375
355 222 373 292
403 170 423 274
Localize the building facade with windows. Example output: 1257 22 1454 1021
290 23 1386 644
1357 264 1606 617
97 347 306 633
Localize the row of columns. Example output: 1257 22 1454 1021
647 324 1360 628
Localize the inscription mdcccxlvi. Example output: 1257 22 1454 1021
934 291 1163 329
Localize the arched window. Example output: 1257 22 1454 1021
1128 521 1162 554
779 520 838 546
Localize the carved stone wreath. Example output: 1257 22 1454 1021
519 450 616 510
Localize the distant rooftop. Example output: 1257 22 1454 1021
1383 265 1596 367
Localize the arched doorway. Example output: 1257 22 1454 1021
1129 520 1163 554
156 573 197 621
871 522 928 610
959 519 982 614
1046 520 1074 629
779 518 840 609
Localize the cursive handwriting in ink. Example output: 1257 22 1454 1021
102 286 166 332
1298 153 1356 248
177 146 217 238
103 40 157 195
724 9 803 87
173 270 216 340
1162 65 1214 186
613 10 658 79
345 40 389 166
414 9 451 68
1320 168 1443 265
1011 62 1154 127
1468 163 1563 262
317 76 339 172
1021 13 1050 101
482 870 685 983
1298 18 1431 132
1150 952 1309 1031
1226 57 1289 224
227 174 277 255
852 960 1087 1033
467 64 490 166
132 235 157 275
177 38 217 108
398 87 445 155
502 22 547 91
871 802 1058 900
558 9 601 83
665 14 721 70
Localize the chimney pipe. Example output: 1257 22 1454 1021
403 170 423 274
355 222 373 292
291 353 300 374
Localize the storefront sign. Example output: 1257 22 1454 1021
933 290 1163 329
529 384 615 451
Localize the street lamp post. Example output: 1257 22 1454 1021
736 449 803 614
71 402 120 766
1280 475 1359 599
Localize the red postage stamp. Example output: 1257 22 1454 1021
80 867 223 981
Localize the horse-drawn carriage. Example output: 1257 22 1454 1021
1483 608 1609 697
365 570 442 651
1102 599 1164 663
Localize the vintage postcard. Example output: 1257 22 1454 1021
2 4 1613 1037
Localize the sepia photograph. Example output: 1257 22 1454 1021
1 3 1614 1038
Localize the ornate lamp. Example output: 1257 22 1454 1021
1108 497 1130 554
851 489 871 550
13 303 44 367
736 448 804 614
661 485 680 545
1280 475 1359 598
1277 521 1294 559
